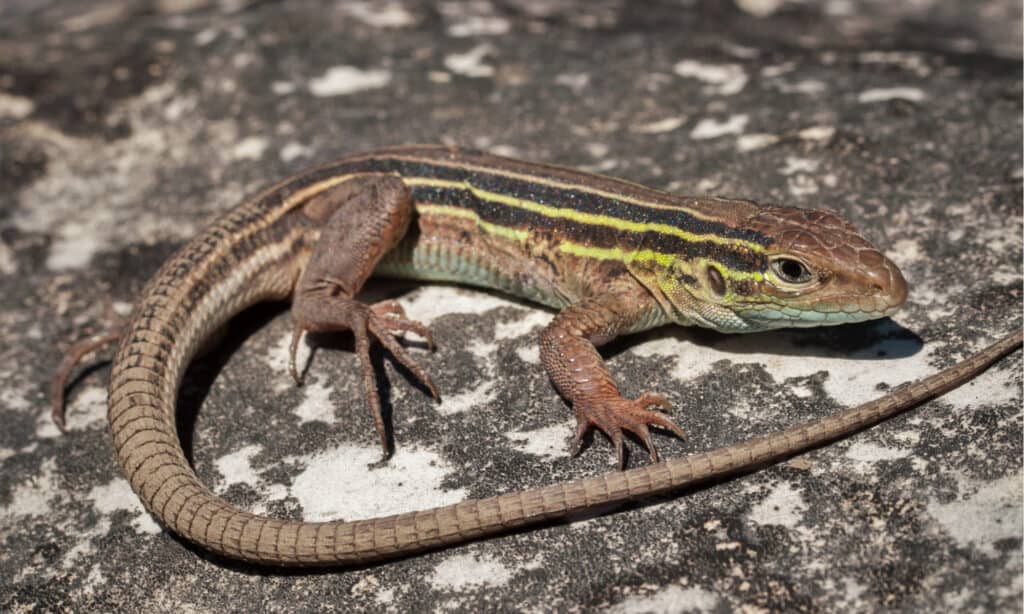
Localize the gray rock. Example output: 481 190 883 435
0 1 1020 612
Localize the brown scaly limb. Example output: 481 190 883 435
50 146 1022 566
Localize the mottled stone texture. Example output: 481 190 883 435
0 0 1021 612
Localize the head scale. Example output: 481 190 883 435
659 205 907 332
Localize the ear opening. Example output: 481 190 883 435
706 265 727 298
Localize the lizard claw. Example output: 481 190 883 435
570 392 685 469
369 300 436 350
366 309 439 401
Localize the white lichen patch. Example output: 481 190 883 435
86 478 161 534
725 397 760 420
0 92 34 119
60 518 111 569
927 473 1022 555
798 125 836 142
271 80 296 95
343 2 416 28
444 45 496 78
788 175 820 197
748 480 807 528
630 326 962 410
12 86 210 270
838 576 869 610
839 442 913 474
632 117 686 134
280 141 313 163
194 27 219 46
1 458 62 520
162 93 198 122
428 70 452 83
505 421 574 460
790 381 815 399
773 79 828 95
690 114 748 140
858 87 926 103
781 156 823 197
231 136 268 160
584 142 609 158
438 1 510 37
211 444 290 514
0 239 16 275
401 285 520 323
554 72 590 92
214 444 264 490
737 133 779 152
941 360 1021 406
293 379 336 424
514 344 539 364
991 267 1021 286
487 144 520 158
290 444 467 521
447 15 510 37
81 563 106 595
467 338 498 360
735 0 785 17
47 385 107 435
493 309 551 339
673 60 748 96
845 441 912 464
46 223 103 270
609 584 720 613
375 587 396 606
437 378 497 416
309 66 391 97
780 156 820 175
762 62 795 78
429 552 514 590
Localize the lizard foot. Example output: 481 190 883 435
571 392 685 470
290 297 438 456
367 300 435 349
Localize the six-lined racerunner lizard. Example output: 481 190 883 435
52 145 1023 566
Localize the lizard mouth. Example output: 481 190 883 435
736 301 899 329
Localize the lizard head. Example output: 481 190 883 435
656 205 907 332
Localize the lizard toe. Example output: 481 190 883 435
570 392 685 469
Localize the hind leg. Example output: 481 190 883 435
289 175 437 456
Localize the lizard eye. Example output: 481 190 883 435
770 257 813 285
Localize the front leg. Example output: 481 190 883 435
540 288 685 469
291 175 437 457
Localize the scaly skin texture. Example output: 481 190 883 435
53 146 1022 566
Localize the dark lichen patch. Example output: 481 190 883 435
0 17 176 139
0 136 48 201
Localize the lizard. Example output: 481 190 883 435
51 144 1023 566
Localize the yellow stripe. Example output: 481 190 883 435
405 177 765 253
415 202 765 282
387 153 725 223
416 204 529 242
561 244 764 281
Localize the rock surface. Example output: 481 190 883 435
1 1 1021 612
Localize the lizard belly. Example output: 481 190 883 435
374 204 572 309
